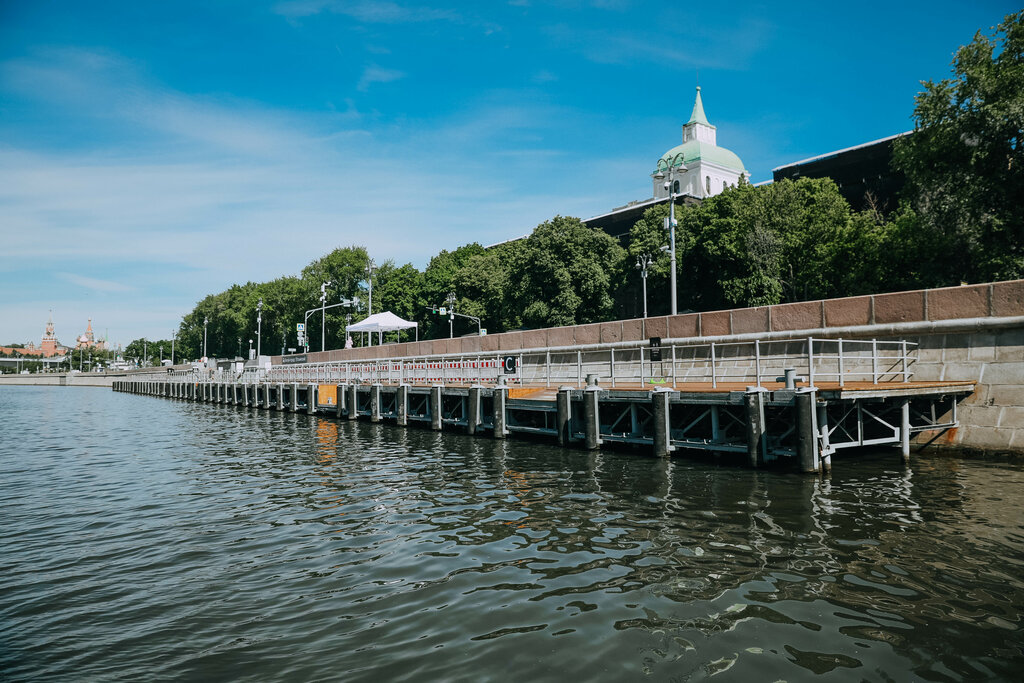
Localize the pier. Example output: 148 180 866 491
114 335 975 472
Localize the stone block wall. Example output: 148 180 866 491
283 280 1023 364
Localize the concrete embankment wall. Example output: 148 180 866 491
279 279 1024 455
0 373 121 387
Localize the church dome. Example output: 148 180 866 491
656 139 745 173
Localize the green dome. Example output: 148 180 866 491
656 139 746 173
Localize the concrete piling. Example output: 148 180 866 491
584 384 602 450
795 388 820 473
744 387 768 468
556 386 572 445
347 384 358 420
467 386 482 435
493 385 507 439
652 388 673 457
370 384 382 423
397 385 409 426
430 385 442 431
307 384 316 415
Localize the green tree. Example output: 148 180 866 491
893 10 1024 283
511 215 627 328
422 243 486 337
371 261 425 342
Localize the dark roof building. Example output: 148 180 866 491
772 132 910 213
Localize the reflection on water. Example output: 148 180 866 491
1 386 1022 682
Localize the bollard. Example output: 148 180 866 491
583 384 602 450
370 384 382 423
347 384 358 420
335 384 345 419
652 388 673 457
430 385 443 431
493 384 507 439
468 386 482 435
795 388 820 473
744 387 768 468
556 386 572 445
307 384 316 415
397 385 409 426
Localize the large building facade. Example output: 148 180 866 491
585 87 748 238
652 87 748 200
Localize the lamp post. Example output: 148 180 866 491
653 162 686 316
256 298 263 358
446 292 456 339
203 317 209 360
171 330 175 365
249 338 254 360
143 339 147 367
319 282 332 352
366 260 376 316
636 254 653 318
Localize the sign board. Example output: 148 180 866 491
296 323 305 331
318 384 337 406
649 336 662 362
502 356 517 374
282 354 308 365
439 307 447 315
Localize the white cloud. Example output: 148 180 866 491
274 0 460 23
0 48 646 344
357 64 406 92
56 273 136 293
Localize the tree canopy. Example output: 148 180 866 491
893 10 1024 284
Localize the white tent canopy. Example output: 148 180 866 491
346 311 418 343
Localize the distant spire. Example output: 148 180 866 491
687 86 710 126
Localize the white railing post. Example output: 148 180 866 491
872 339 878 384
902 340 909 382
671 344 677 388
807 336 815 388
710 342 717 388
838 338 845 387
754 339 761 388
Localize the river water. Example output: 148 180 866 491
1 385 1022 681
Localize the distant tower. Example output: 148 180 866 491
652 87 748 199
41 311 58 357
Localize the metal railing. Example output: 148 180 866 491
152 336 914 389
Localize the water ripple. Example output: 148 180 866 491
1 386 1023 681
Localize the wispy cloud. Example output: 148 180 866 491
357 64 405 91
274 0 461 23
56 273 135 293
541 15 772 70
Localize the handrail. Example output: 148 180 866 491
162 335 918 390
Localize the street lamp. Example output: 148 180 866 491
203 316 209 359
653 162 687 316
366 260 376 316
171 329 175 365
320 282 332 352
249 338 254 359
446 292 456 339
256 298 263 358
636 254 653 318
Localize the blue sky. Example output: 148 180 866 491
0 0 1016 348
